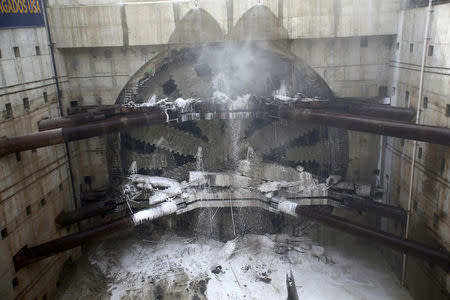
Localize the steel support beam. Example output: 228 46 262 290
2 105 449 157
55 201 120 227
335 97 416 122
39 101 416 130
14 216 131 271
347 103 416 122
0 112 165 157
281 107 450 146
38 113 106 131
14 202 450 271
329 191 407 222
295 206 450 271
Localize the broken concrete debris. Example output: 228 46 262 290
220 238 238 261
311 245 325 257
210 264 223 274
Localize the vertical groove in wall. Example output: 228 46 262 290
278 0 284 28
226 0 233 38
333 0 341 37
121 5 129 46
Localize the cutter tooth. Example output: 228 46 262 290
128 125 207 157
248 120 315 154
124 151 171 171
286 143 330 164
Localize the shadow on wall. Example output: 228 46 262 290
166 5 332 100
230 5 288 41
230 6 333 100
122 4 334 102
168 8 225 44
168 5 288 44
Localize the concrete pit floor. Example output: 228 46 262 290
56 225 411 300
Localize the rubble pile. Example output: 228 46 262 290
57 233 411 300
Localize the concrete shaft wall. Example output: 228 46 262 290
381 3 450 299
0 28 80 299
46 0 401 48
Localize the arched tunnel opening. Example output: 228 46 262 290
108 42 350 245
114 43 348 180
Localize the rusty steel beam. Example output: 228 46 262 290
0 112 166 157
2 104 449 157
66 104 117 115
335 96 380 104
0 128 66 155
46 106 167 130
14 216 131 271
296 98 416 122
280 107 450 146
347 103 416 122
66 104 168 116
55 200 121 227
14 204 450 271
295 206 450 271
40 101 416 131
38 113 106 131
328 191 407 222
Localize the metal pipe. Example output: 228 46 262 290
14 216 131 271
402 0 434 286
38 113 106 131
2 104 449 157
347 104 415 122
38 101 416 131
14 201 178 270
61 112 165 140
294 98 416 122
38 105 164 131
55 201 121 227
0 128 65 156
334 98 416 121
294 206 450 271
14 202 449 271
328 191 407 221
280 107 450 146
0 112 165 157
